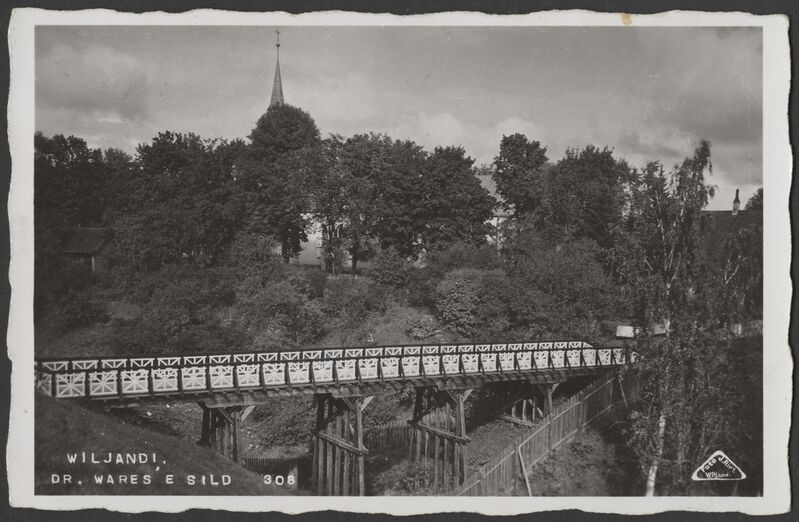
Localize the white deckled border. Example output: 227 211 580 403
7 7 791 515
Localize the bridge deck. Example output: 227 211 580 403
35 341 635 402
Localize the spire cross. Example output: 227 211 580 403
276 28 281 48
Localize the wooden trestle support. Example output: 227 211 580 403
312 394 374 496
497 382 558 427
408 387 472 492
198 403 255 462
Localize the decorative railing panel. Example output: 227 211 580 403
35 340 637 400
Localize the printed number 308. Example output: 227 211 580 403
263 474 296 486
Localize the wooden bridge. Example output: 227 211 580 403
36 340 636 496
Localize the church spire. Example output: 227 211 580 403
269 29 284 107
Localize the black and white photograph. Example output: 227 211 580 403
6 8 792 515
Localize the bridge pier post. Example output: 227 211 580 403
408 387 472 492
311 394 373 496
497 381 545 427
197 403 253 463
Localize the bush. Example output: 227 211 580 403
322 278 392 321
369 248 413 288
225 232 286 281
139 272 236 337
238 280 324 346
105 267 245 355
170 324 251 354
405 313 436 340
427 242 502 275
372 462 435 495
49 291 109 332
406 266 438 308
303 269 329 299
406 243 502 309
503 234 620 337
434 268 508 337
129 266 235 304
106 318 161 355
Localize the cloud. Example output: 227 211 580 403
617 130 681 160
36 44 150 128
33 26 761 194
391 112 545 165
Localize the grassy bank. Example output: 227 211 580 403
35 394 301 495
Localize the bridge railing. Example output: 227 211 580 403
35 341 636 400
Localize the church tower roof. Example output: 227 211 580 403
269 29 284 107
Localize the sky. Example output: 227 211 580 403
35 25 762 210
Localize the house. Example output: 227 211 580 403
62 227 110 273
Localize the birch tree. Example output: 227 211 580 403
611 140 714 495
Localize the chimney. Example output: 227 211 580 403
732 188 740 216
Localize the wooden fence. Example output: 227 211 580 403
455 372 640 496
240 373 639 495
241 420 413 487
364 419 413 449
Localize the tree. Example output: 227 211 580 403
612 141 715 330
492 133 548 218
35 132 106 229
542 145 632 248
694 220 763 325
106 132 243 272
241 104 323 262
249 103 321 158
34 133 107 318
503 222 619 337
420 146 496 251
307 135 371 274
610 140 718 495
101 147 136 220
370 138 429 257
745 187 763 210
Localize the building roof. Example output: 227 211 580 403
63 228 110 255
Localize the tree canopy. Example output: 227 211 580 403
542 145 631 248
241 104 323 261
420 146 496 251
249 103 321 158
745 187 763 210
492 133 548 218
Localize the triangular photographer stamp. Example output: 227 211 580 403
692 450 747 481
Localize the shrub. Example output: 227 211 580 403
369 248 413 288
104 268 244 355
238 280 324 346
434 268 512 338
139 272 236 337
503 234 619 337
322 278 391 321
427 242 502 275
303 269 329 299
170 324 251 354
405 313 436 340
372 462 435 495
406 266 438 308
225 232 286 281
434 269 485 336
49 291 109 332
407 243 502 309
106 318 161 355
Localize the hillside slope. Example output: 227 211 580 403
35 394 297 495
